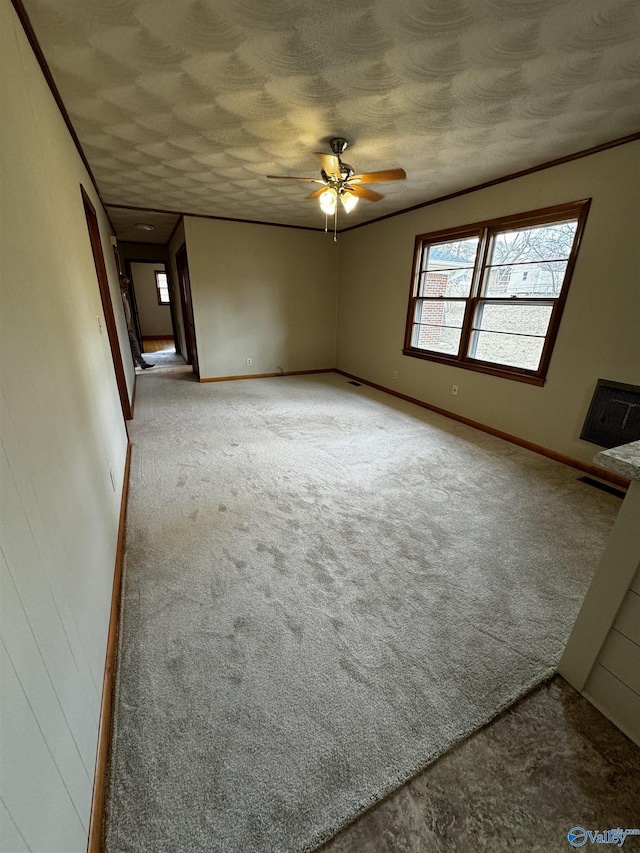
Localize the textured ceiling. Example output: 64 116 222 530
21 0 640 232
107 207 180 243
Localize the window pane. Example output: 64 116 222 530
419 267 474 298
490 220 578 265
470 330 545 370
483 261 568 297
424 237 479 269
159 287 170 303
414 299 466 327
412 299 465 354
412 324 462 355
419 237 478 297
156 273 168 286
473 303 553 337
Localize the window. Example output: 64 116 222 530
155 270 170 305
403 200 590 385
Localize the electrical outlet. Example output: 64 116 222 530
392 370 398 380
452 385 458 396
246 358 252 366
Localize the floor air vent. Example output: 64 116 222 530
580 379 640 447
577 476 626 499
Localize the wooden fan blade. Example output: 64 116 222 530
266 175 323 182
306 187 328 199
315 153 342 179
350 168 406 184
346 184 384 202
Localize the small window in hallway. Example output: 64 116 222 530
155 271 170 304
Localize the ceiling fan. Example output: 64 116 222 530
267 137 406 229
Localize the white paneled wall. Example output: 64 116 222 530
560 478 640 747
583 563 640 745
0 1 130 848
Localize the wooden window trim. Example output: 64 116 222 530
403 199 591 385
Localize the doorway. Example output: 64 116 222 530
175 243 200 378
125 259 177 359
81 186 132 420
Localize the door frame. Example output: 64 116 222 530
175 243 199 378
81 186 132 420
124 258 178 353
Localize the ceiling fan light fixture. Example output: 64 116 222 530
340 191 359 213
266 138 406 228
319 188 337 215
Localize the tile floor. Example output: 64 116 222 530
319 677 640 852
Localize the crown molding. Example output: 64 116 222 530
341 132 640 233
10 0 117 234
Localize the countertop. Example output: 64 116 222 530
594 440 640 482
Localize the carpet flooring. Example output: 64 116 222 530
106 372 619 852
134 346 187 373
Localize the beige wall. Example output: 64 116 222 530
0 2 129 850
130 261 172 336
184 217 338 379
337 141 640 466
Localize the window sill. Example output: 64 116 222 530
402 348 546 386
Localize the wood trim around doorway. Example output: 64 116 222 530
81 186 132 421
175 243 200 378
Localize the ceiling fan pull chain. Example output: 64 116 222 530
334 207 338 242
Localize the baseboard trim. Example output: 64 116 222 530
87 441 132 853
200 368 334 383
335 370 630 490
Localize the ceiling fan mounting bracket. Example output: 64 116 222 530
329 137 349 156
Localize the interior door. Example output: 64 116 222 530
175 243 199 378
